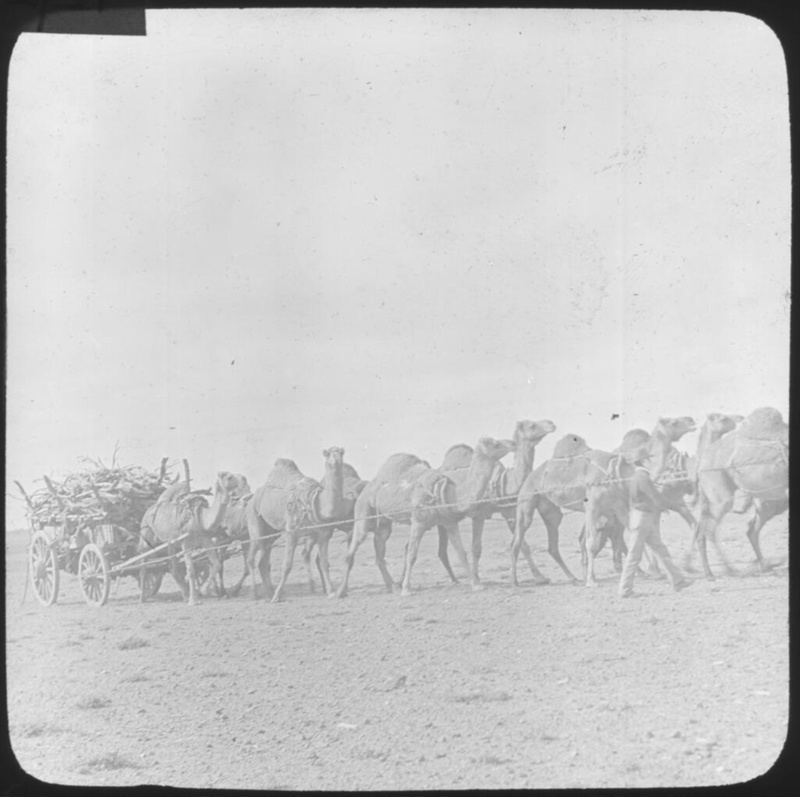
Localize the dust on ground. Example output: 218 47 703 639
6 510 788 789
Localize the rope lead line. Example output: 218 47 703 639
128 457 786 560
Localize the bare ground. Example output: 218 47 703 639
6 509 788 789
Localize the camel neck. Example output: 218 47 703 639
648 431 674 479
505 441 536 494
202 485 228 532
697 425 724 464
317 464 344 520
455 451 499 513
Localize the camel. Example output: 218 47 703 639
434 419 556 585
511 434 632 587
334 437 516 598
300 463 368 594
198 472 253 597
138 474 230 605
245 447 348 603
695 407 788 579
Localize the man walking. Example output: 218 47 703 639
616 429 692 598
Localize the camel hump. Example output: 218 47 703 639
157 480 189 504
440 444 474 470
552 434 590 459
268 458 306 487
739 407 788 441
373 453 429 482
617 429 651 462
341 462 361 481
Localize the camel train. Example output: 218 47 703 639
137 407 788 604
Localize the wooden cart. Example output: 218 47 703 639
28 520 213 607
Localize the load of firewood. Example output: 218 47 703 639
15 457 176 536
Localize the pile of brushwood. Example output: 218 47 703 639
15 457 175 537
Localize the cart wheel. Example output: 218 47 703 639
138 569 163 599
30 531 60 606
79 544 110 606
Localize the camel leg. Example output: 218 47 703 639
200 548 224 598
301 538 316 594
245 512 273 600
698 496 737 579
582 494 605 587
747 499 787 571
168 543 190 600
184 549 200 605
538 500 577 584
138 545 151 604
400 519 428 596
272 532 299 603
258 541 276 599
510 496 536 587
373 519 397 593
227 544 250 598
436 525 459 584
443 521 481 590
245 539 264 599
607 518 628 574
470 517 485 584
502 510 547 584
315 531 335 595
335 511 374 599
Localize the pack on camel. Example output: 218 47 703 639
510 433 633 587
642 416 697 524
245 447 352 603
695 407 788 579
434 419 556 585
334 437 516 598
137 473 231 605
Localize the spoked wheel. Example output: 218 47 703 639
79 543 111 606
137 569 164 599
29 531 60 606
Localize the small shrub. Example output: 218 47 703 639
21 722 63 738
84 752 141 771
76 695 111 710
120 673 150 683
118 636 149 651
449 690 512 704
473 754 511 766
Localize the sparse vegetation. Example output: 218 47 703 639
19 722 64 738
120 673 150 683
75 695 111 710
473 754 512 765
449 690 512 704
84 752 142 771
118 636 150 650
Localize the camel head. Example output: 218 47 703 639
514 419 557 446
217 471 252 499
705 413 744 437
656 416 696 441
322 447 345 470
617 428 652 465
474 437 516 461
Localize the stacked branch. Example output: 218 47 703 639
16 457 176 536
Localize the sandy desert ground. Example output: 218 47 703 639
6 508 789 790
